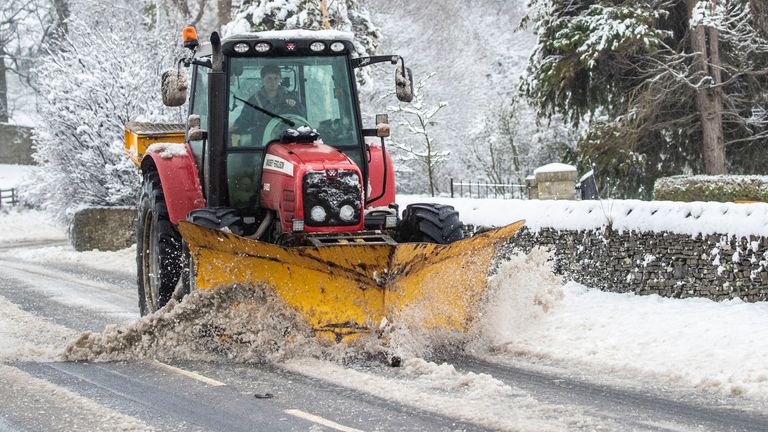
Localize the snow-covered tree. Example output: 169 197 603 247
25 1 182 218
523 0 768 196
0 0 69 123
225 0 380 57
387 72 450 197
143 0 234 35
469 97 577 189
363 0 549 185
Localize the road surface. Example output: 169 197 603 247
1 237 767 431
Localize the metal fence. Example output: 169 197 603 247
0 189 18 207
449 179 528 200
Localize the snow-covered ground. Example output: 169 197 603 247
2 198 768 405
0 164 34 189
478 250 768 398
0 209 65 243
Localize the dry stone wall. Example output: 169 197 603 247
505 227 768 302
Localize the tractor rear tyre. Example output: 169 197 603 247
136 171 183 316
398 203 464 244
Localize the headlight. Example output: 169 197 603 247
330 42 345 52
310 205 327 222
310 41 326 52
339 204 355 222
233 42 250 53
254 42 271 53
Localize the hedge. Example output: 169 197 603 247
653 175 768 202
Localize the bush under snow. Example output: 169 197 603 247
25 3 184 219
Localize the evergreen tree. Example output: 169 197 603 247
523 0 768 197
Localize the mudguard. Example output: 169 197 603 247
141 143 206 224
367 142 396 208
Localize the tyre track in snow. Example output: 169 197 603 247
451 356 768 432
0 238 68 251
0 256 137 330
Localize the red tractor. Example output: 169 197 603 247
126 27 521 341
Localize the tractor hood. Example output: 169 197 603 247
267 142 355 168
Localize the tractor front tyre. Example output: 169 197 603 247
136 171 183 316
398 203 464 244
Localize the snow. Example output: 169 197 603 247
2 198 768 407
0 164 34 189
397 195 768 237
0 209 65 243
0 363 152 430
579 169 595 182
282 357 588 431
0 295 75 362
479 250 768 398
146 143 188 159
533 162 577 174
8 245 135 276
246 29 354 41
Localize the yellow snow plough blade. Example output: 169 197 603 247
178 220 524 342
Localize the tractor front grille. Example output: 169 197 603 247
302 170 362 227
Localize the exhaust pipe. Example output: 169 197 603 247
204 32 229 207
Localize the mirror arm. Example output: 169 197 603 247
190 58 212 68
352 55 401 69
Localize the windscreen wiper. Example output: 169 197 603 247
233 95 295 127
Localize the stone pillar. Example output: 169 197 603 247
526 175 538 199
69 207 136 251
533 163 577 200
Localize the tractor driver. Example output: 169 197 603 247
230 65 304 147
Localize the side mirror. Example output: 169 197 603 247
395 61 414 103
161 69 188 107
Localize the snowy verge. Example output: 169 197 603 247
0 164 35 189
0 209 65 243
397 195 768 237
474 249 768 400
3 245 135 276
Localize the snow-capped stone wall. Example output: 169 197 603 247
397 196 768 302
506 228 768 302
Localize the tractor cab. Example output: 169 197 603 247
162 28 413 233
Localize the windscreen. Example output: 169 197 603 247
228 56 361 149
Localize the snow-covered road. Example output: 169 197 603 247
2 208 768 431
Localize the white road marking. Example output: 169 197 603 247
152 361 226 387
284 409 364 432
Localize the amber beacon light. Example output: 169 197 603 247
183 26 199 49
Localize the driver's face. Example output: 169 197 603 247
262 73 281 93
